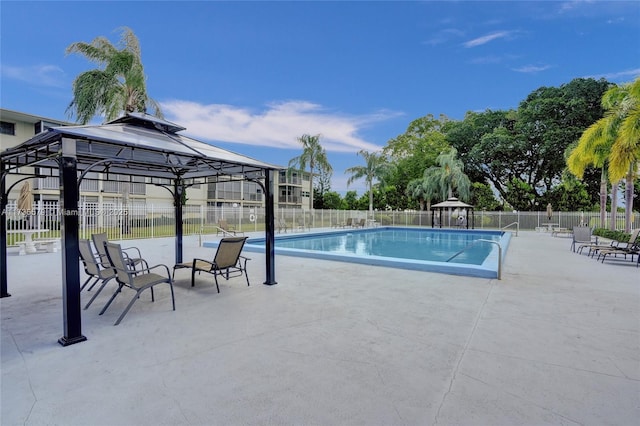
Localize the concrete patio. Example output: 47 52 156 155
1 230 638 425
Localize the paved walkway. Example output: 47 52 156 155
1 230 638 425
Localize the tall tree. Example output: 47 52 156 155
447 78 610 209
609 78 640 233
423 147 471 202
569 78 639 232
288 134 332 210
345 150 390 216
66 27 162 124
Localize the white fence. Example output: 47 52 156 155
3 200 638 245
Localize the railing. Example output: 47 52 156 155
446 239 503 280
3 202 638 246
501 221 519 237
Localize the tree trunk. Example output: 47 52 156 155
309 169 314 211
368 181 374 218
609 181 619 231
599 169 607 228
624 165 635 233
419 199 425 211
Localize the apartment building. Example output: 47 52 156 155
1 108 311 217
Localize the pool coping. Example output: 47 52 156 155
205 227 513 279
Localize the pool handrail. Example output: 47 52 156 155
502 221 519 237
445 239 502 280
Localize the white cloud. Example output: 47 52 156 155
423 28 465 46
463 31 511 48
161 100 397 153
512 64 552 73
0 64 66 87
587 68 640 82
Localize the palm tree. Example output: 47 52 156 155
66 27 162 124
345 150 390 216
423 147 471 202
406 177 438 211
288 134 332 210
609 78 639 233
569 78 639 232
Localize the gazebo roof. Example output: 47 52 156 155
431 197 474 209
1 113 282 180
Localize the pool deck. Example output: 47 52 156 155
1 229 638 425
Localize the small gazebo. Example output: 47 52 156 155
1 113 282 346
431 197 475 229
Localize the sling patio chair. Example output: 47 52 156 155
92 232 148 272
78 238 116 310
277 218 289 233
595 231 640 266
216 219 243 236
579 228 640 257
172 236 251 293
571 226 597 252
100 242 176 326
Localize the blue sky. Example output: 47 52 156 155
1 1 639 195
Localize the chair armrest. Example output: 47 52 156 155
122 246 143 258
142 264 172 278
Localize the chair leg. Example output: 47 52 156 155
99 283 124 315
213 273 220 293
81 276 96 291
191 268 196 287
114 290 143 326
84 277 114 310
169 281 176 311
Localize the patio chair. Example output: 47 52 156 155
216 219 241 236
92 232 148 271
595 231 640 266
101 242 176 325
579 229 640 256
78 239 116 310
354 218 366 228
277 218 289 233
571 226 597 252
297 217 310 231
345 218 353 228
172 236 250 292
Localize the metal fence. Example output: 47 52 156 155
3 200 638 246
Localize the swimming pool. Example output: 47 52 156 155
213 227 511 279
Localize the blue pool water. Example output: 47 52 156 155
216 227 511 279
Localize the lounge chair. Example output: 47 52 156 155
92 232 148 271
101 242 176 326
172 236 250 292
78 239 116 310
354 218 366 228
571 226 597 252
297 217 310 231
277 218 289 233
216 219 242 236
345 218 353 228
579 229 640 256
596 231 640 266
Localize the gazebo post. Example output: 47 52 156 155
174 177 184 265
0 163 9 298
58 139 87 346
263 169 277 285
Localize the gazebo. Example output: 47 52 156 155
431 197 475 229
0 113 282 346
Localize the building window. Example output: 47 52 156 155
0 121 15 135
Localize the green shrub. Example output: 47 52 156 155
593 228 630 242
